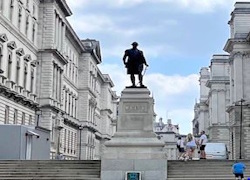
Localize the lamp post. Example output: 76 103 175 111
79 125 84 160
36 110 42 127
239 99 245 159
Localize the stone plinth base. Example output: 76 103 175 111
101 88 167 180
101 159 167 180
103 136 165 159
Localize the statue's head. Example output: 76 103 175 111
131 42 138 48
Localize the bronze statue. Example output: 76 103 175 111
123 42 149 88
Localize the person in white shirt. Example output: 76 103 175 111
199 130 208 159
177 137 185 159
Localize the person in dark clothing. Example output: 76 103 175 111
123 42 149 88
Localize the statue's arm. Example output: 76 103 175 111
141 51 149 66
123 51 128 65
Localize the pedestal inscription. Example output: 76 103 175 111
124 102 148 113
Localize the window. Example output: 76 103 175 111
13 109 18 124
23 63 27 89
25 13 29 35
9 0 14 22
32 22 35 42
32 3 35 16
68 94 70 114
26 0 29 9
18 5 22 29
21 112 25 124
75 99 77 118
74 133 76 154
30 68 34 93
75 67 78 84
16 56 20 84
67 130 70 153
64 91 67 112
51 120 55 142
7 51 12 80
64 129 67 152
71 131 73 154
4 106 9 124
29 115 32 125
0 44 3 70
0 0 3 13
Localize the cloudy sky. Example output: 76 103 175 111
66 0 247 135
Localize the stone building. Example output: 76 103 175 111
0 0 118 160
194 2 250 159
153 118 179 160
193 55 230 144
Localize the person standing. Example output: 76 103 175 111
177 137 185 159
186 133 197 160
123 42 149 88
232 161 246 180
199 130 208 159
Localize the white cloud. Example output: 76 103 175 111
66 0 238 13
99 63 199 134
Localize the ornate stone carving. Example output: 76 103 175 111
30 60 38 67
0 34 8 43
16 48 25 56
24 54 32 62
7 41 17 50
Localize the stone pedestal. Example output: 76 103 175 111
101 88 166 180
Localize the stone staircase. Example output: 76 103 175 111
0 160 101 179
167 160 250 180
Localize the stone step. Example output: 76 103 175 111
0 171 100 175
0 160 101 180
0 160 100 164
168 178 238 180
0 169 100 172
167 160 250 179
0 174 100 177
0 177 101 180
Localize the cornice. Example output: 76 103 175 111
206 79 230 88
39 49 68 66
224 38 248 53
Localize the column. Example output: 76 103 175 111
57 18 61 51
54 13 58 49
61 22 65 52
57 67 60 101
53 64 56 98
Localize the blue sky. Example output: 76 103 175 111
66 0 246 135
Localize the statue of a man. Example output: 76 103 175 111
123 42 149 88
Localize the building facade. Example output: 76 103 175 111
153 118 179 160
0 0 118 160
194 2 250 159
